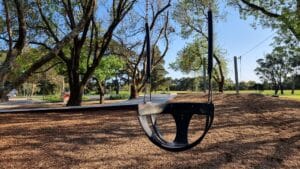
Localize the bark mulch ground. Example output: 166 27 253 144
0 93 299 169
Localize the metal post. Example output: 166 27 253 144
234 56 239 94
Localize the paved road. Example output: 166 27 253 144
109 94 176 106
0 98 44 109
0 94 176 113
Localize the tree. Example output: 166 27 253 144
28 0 136 106
93 55 125 104
169 77 195 91
150 47 168 92
173 0 226 92
170 38 227 92
228 0 300 40
255 49 293 95
113 0 172 99
271 30 300 94
0 0 95 102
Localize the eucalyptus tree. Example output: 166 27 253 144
255 49 293 95
170 37 227 92
228 0 300 40
271 30 300 94
173 0 226 92
0 0 95 102
112 0 173 99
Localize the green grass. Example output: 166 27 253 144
224 90 300 101
43 95 62 102
108 93 130 100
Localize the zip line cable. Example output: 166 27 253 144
237 33 275 81
240 33 275 57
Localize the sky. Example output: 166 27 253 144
164 4 276 83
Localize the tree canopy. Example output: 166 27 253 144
228 0 300 40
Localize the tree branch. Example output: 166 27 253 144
240 0 280 18
33 62 63 74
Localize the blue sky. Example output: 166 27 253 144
164 4 275 82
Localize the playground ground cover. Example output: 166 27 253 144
0 93 299 168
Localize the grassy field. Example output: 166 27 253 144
12 89 300 103
224 90 300 101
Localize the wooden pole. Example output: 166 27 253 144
234 56 239 94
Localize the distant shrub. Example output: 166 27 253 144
108 94 129 100
44 95 62 102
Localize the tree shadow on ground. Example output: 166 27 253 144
0 94 299 168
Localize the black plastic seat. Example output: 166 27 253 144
138 102 214 152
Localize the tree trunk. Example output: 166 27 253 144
93 77 105 104
99 82 105 104
67 86 84 106
66 66 83 106
280 84 284 95
115 78 119 95
274 85 279 95
0 78 9 102
213 54 225 93
130 84 138 99
218 81 224 93
291 76 295 94
0 90 9 102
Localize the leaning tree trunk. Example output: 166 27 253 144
97 80 105 104
130 77 140 99
213 54 225 93
93 78 105 104
99 84 105 104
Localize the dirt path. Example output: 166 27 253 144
0 94 299 169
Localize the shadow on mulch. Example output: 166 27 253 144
0 94 299 169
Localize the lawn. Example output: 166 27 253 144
224 90 300 101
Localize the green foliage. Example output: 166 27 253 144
150 46 169 92
37 79 57 95
170 38 206 74
170 77 196 91
43 95 62 102
108 93 129 100
13 48 45 75
170 38 228 86
255 47 294 95
271 30 300 67
228 0 300 40
173 0 223 38
94 55 125 81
